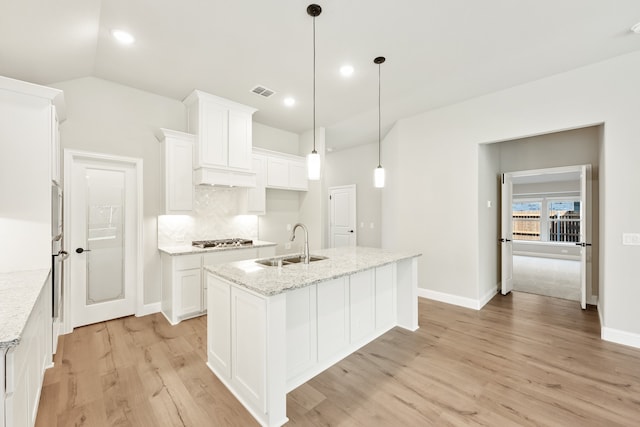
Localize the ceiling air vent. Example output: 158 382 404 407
250 85 276 98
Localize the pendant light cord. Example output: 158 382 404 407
378 61 381 168
312 14 317 154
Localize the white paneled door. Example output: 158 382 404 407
500 173 514 295
329 185 356 248
66 151 140 329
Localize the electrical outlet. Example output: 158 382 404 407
286 223 292 231
360 222 364 228
622 233 640 245
370 222 374 229
285 242 291 249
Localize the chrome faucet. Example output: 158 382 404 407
289 223 310 264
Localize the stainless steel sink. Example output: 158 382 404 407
282 255 328 264
255 255 328 267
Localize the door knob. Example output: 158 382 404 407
75 247 91 254
349 230 354 233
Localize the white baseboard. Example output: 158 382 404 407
601 326 640 350
418 288 481 310
136 302 161 317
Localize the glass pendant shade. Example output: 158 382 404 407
307 151 321 180
374 165 385 188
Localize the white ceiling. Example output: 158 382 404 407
2 0 640 150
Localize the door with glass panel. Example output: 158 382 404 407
68 154 138 328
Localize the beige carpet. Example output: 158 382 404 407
512 255 581 301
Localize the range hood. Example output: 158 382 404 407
194 166 256 188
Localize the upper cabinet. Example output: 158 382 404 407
255 148 308 191
157 129 195 214
184 90 257 187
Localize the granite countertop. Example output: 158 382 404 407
0 269 50 349
205 246 421 296
158 240 277 256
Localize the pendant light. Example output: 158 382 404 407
307 4 322 181
374 56 386 188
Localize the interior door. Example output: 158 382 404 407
500 173 514 295
68 155 137 328
329 185 356 248
578 165 591 310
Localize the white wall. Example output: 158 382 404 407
253 122 303 253
299 128 326 250
384 50 640 343
52 77 186 305
325 143 382 248
478 142 501 304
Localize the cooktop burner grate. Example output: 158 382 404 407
191 238 253 248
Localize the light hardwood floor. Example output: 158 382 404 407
36 293 640 426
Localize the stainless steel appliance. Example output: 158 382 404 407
192 238 253 248
51 184 68 320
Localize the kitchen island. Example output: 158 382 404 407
204 246 421 427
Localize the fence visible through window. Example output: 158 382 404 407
512 199 580 243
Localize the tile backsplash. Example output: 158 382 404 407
158 186 258 246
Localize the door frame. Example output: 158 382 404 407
327 184 357 248
62 149 144 334
500 164 593 306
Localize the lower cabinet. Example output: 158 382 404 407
161 246 275 325
3 274 53 427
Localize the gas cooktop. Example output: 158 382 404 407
191 238 253 248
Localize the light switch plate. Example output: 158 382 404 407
622 233 640 245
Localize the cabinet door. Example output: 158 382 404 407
266 157 289 188
177 268 202 318
317 277 349 361
350 270 375 344
165 136 193 213
288 158 308 191
208 275 232 379
228 109 253 170
375 264 396 332
231 287 267 412
246 154 266 214
199 100 228 168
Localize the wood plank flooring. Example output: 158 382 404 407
36 292 640 426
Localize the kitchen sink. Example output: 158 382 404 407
255 255 328 267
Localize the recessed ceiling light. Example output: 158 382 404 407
631 22 640 34
283 97 295 107
340 65 354 77
112 29 135 45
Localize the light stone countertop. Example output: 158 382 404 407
0 269 50 349
204 246 421 296
158 240 277 256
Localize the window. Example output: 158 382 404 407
548 200 581 242
512 198 581 243
512 201 541 241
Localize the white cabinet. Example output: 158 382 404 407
3 275 52 427
161 246 275 325
254 148 308 191
184 90 257 187
0 76 65 272
162 253 202 324
158 129 194 214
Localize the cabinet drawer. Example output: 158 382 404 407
175 254 201 270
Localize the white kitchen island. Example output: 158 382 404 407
204 246 421 427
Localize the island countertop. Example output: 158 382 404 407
0 268 50 349
204 246 421 296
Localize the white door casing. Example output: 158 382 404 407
329 185 357 248
500 173 514 295
579 164 592 310
500 165 591 307
64 150 143 332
